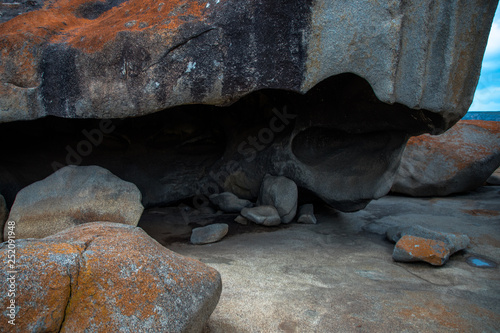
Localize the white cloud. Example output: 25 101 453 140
484 21 500 59
469 86 500 111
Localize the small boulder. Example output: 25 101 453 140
234 215 249 225
393 235 451 266
297 204 317 224
191 223 229 245
4 165 144 240
0 222 222 332
209 192 253 213
387 225 470 266
258 174 298 223
241 206 281 226
392 120 500 196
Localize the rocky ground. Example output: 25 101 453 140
139 186 500 332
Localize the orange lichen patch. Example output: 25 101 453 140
395 235 449 266
461 120 500 135
0 0 210 53
398 298 498 331
462 209 500 217
406 121 499 172
0 241 77 332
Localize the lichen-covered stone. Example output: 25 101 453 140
4 165 144 240
388 225 470 266
0 222 222 332
392 120 500 196
393 235 451 266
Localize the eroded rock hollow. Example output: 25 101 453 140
0 0 497 212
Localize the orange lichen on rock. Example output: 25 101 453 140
394 235 450 266
0 0 211 88
0 222 221 332
398 297 496 331
0 0 210 53
406 121 498 171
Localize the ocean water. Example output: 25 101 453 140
463 111 500 121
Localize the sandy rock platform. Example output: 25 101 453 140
140 186 500 332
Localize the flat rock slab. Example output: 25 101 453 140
164 186 500 332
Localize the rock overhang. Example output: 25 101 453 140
0 0 497 131
0 0 498 212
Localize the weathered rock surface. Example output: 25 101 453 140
4 165 144 240
387 225 470 266
0 222 222 333
258 174 298 223
392 120 500 196
241 206 281 227
191 223 229 245
0 0 495 127
209 192 252 213
297 204 317 224
166 187 500 332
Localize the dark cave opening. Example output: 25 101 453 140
0 73 444 210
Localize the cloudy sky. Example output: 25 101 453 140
469 6 500 111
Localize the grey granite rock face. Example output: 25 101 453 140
0 0 496 129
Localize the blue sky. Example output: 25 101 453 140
469 6 500 111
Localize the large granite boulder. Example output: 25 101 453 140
4 165 144 240
0 222 222 332
392 120 500 196
0 0 495 126
0 1 496 212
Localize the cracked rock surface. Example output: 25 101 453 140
0 222 222 333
